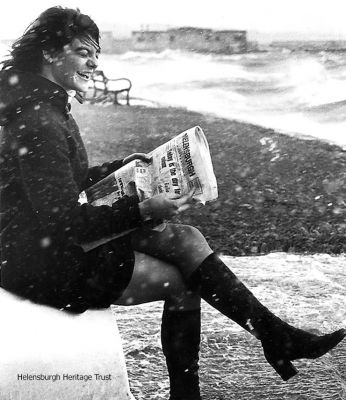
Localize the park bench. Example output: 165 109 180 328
0 287 136 399
87 70 132 105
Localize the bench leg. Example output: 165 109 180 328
112 91 130 106
113 93 120 106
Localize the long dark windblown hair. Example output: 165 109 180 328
1 6 100 72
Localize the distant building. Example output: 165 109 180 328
132 27 247 54
132 30 169 52
270 40 346 52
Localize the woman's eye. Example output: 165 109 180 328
78 50 89 57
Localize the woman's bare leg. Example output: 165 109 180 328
130 223 213 279
114 251 200 310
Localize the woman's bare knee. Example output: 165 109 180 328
168 224 208 249
114 252 200 310
159 224 213 272
132 223 212 268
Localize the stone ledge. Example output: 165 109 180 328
0 288 135 400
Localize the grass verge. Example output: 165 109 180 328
74 102 346 255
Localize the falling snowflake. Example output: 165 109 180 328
9 74 19 86
270 154 280 162
18 147 28 156
126 297 134 305
40 237 52 248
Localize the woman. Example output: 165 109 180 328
0 7 344 400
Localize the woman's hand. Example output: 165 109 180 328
123 153 152 166
139 189 195 221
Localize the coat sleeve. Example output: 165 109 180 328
13 110 142 245
82 159 124 190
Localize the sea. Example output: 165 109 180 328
98 49 346 148
1 43 346 147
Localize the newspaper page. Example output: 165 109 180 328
79 126 218 251
147 125 218 204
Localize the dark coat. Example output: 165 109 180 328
0 70 142 312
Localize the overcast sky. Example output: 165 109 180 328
1 0 346 41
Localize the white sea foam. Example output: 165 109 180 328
100 50 346 148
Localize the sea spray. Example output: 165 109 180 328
99 50 346 146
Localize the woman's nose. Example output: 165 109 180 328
87 56 98 69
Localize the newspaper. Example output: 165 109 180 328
79 126 218 251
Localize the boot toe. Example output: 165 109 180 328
310 328 346 359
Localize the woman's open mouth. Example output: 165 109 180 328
76 71 91 81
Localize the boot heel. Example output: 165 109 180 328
264 354 298 381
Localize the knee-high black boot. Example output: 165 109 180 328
161 307 201 400
187 253 346 381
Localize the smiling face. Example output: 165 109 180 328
44 36 100 92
